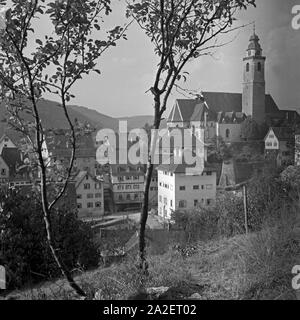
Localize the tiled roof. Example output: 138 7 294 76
157 157 216 174
167 92 280 123
110 164 145 177
75 170 102 188
219 160 264 187
46 130 95 158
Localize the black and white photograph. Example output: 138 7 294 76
0 0 300 308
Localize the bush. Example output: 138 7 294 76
236 205 299 299
171 207 219 243
0 190 99 290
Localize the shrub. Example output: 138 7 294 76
0 190 99 290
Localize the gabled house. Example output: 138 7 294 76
264 127 294 167
75 171 104 219
0 134 17 153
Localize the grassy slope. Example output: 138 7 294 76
7 221 300 300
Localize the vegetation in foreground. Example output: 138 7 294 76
1 166 300 300
7 213 299 300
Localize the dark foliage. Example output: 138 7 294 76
0 190 98 290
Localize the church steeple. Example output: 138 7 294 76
242 27 266 123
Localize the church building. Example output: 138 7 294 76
167 30 300 143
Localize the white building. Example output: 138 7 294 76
75 171 104 219
157 161 217 221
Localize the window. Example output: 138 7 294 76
201 185 204 190
95 183 101 190
194 200 198 207
159 195 162 203
179 200 187 208
206 199 212 206
246 63 250 72
87 202 93 208
77 203 82 209
206 184 213 190
126 185 132 190
193 185 199 190
95 193 102 198
170 200 173 207
179 186 186 191
87 193 93 199
164 197 167 205
1 168 6 176
119 194 123 201
77 194 82 199
273 142 278 148
257 62 261 71
225 129 230 139
84 183 90 190
95 202 102 208
126 194 131 200
134 193 139 200
266 142 272 147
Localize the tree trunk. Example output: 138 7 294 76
40 176 86 297
139 162 154 269
139 99 161 271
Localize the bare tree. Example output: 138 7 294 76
0 0 127 297
126 0 256 270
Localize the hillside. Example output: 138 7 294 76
0 99 158 139
4 220 299 300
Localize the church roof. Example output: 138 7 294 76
247 33 262 52
167 92 280 123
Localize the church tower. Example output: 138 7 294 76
242 28 266 123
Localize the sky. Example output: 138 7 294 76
25 0 300 117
